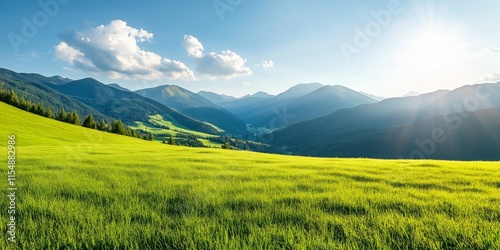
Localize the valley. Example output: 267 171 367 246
2 68 500 160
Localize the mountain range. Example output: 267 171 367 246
0 68 220 135
2 67 499 160
271 83 500 160
0 68 109 121
218 84 377 128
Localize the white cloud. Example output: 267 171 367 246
197 50 251 78
54 20 195 81
479 72 500 83
477 45 500 57
241 81 250 86
486 45 500 54
182 35 251 79
183 35 204 58
255 60 274 69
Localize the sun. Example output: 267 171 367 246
407 30 458 70
409 32 458 70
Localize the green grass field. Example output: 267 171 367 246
129 114 223 147
1 101 499 249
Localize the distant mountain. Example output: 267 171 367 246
402 91 422 97
197 91 237 104
135 85 218 110
0 71 109 121
241 91 274 99
276 83 324 100
251 85 376 128
0 68 72 85
181 107 248 136
360 91 385 102
217 83 321 124
135 85 247 135
273 90 451 144
218 96 279 123
283 108 500 160
108 83 131 92
49 78 219 134
220 84 376 129
271 83 500 159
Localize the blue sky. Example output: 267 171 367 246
1 0 500 97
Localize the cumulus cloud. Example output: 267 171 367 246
183 35 204 58
54 20 195 81
182 35 251 78
255 60 274 69
479 72 500 83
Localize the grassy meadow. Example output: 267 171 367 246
130 114 223 147
0 101 499 249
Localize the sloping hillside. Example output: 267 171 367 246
135 85 248 135
1 101 499 249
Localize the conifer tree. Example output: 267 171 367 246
9 90 19 107
45 107 54 119
37 103 45 115
222 142 231 149
0 89 7 103
130 129 138 138
19 97 29 110
28 102 37 113
64 111 74 123
98 119 108 131
111 120 127 135
69 110 80 125
58 108 67 121
168 136 175 145
82 114 97 129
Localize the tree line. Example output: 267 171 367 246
0 88 155 141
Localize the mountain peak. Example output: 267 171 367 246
241 91 273 99
277 82 324 100
161 85 189 97
401 91 422 97
197 91 237 104
253 91 272 97
108 83 131 92
135 84 218 109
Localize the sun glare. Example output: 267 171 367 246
410 31 457 69
393 0 469 81
399 29 461 73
